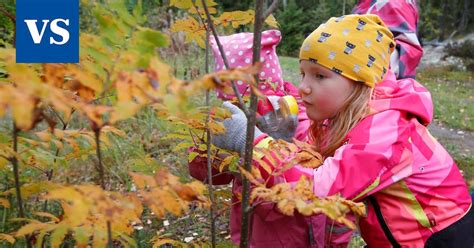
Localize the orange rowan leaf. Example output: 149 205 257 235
11 90 38 131
238 167 264 186
129 172 157 189
50 224 69 248
102 126 126 137
172 182 206 202
207 120 225 134
0 233 15 244
264 14 279 28
41 64 67 88
109 102 143 124
15 222 49 237
151 236 187 248
200 64 261 91
170 16 206 48
219 155 235 173
277 198 296 216
216 10 254 28
67 65 103 94
33 212 60 223
295 150 323 169
0 198 10 208
169 0 217 10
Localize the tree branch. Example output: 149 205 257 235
0 5 15 22
263 0 279 19
239 1 265 247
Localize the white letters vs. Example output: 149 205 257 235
24 19 70 45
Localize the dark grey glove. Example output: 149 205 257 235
212 101 263 153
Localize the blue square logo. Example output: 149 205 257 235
16 0 79 63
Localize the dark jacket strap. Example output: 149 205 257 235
367 195 401 248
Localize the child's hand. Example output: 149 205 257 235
212 102 263 153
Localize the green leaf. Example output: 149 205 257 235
109 0 137 27
134 28 169 49
50 225 68 248
73 226 91 246
132 0 146 24
188 151 199 163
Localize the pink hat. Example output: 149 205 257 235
210 29 284 100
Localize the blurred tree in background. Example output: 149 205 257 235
0 0 15 47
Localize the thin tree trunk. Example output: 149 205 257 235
342 0 346 15
202 3 217 246
459 0 470 31
438 2 448 41
94 128 113 247
11 124 32 248
239 1 267 247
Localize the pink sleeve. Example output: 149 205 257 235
353 0 423 79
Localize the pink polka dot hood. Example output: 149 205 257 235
210 29 284 100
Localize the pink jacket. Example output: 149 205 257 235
353 0 423 79
189 82 327 247
254 70 472 247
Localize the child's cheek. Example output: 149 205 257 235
313 93 332 110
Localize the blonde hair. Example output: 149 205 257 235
309 83 372 158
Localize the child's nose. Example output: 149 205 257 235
298 82 311 96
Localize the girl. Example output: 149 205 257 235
189 30 324 247
213 14 473 247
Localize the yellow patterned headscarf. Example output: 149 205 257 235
299 14 395 88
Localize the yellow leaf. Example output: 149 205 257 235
295 150 323 168
51 139 64 150
35 131 53 142
67 64 103 93
0 198 9 208
216 10 254 28
15 222 49 237
74 226 92 247
208 120 225 134
115 72 133 103
11 91 36 131
50 225 68 248
152 237 186 248
169 0 217 9
3 182 59 199
41 64 67 88
0 233 15 244
6 63 43 88
33 212 60 223
170 16 206 48
109 102 143 124
238 167 264 186
92 229 108 248
102 126 126 137
0 157 8 171
277 198 295 216
129 172 157 189
264 14 279 28
219 155 234 173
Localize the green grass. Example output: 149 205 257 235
280 56 301 86
418 68 474 131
